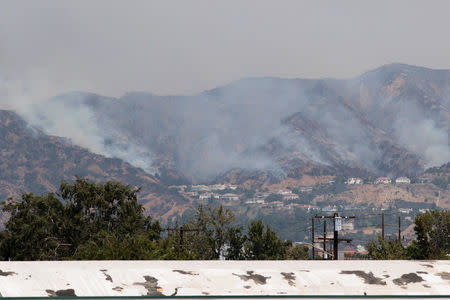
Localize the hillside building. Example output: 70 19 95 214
281 192 299 201
220 193 239 201
276 189 292 195
346 177 363 185
299 186 313 192
375 177 391 184
199 192 220 200
395 177 411 184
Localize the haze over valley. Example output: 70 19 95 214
0 64 449 225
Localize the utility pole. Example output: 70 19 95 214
315 214 355 260
333 213 339 260
164 226 200 247
381 212 385 240
311 218 315 259
323 219 327 259
398 216 401 243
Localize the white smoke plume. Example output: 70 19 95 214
0 77 155 173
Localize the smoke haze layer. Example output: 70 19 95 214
1 64 449 181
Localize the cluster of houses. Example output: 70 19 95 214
170 184 241 203
345 176 413 185
245 189 305 209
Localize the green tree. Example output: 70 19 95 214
366 236 406 260
285 243 309 260
413 210 450 259
225 226 246 260
188 204 236 259
74 231 194 260
0 193 67 260
0 178 161 260
244 220 287 259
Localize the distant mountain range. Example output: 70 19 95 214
0 63 449 216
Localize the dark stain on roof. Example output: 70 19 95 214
281 272 296 281
393 273 424 286
173 269 199 275
170 287 179 296
0 270 16 276
134 275 163 296
281 272 296 286
423 284 431 288
112 286 123 292
46 289 76 296
436 272 450 281
100 269 113 282
233 271 270 285
340 270 386 285
421 264 434 268
417 271 428 274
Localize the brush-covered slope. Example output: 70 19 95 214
0 110 189 219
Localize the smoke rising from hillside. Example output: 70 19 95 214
0 78 155 173
2 66 449 182
394 103 450 168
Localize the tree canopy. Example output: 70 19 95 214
367 209 449 260
0 177 161 260
2 177 446 261
0 178 299 261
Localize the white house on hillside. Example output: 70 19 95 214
395 177 411 184
346 177 363 185
375 177 391 184
220 193 239 201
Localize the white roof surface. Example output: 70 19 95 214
0 260 448 297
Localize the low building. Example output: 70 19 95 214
282 192 299 201
399 207 413 214
322 205 337 212
267 201 283 208
341 221 354 231
191 185 211 192
375 177 391 184
277 189 292 195
220 193 239 201
225 184 238 190
199 192 220 200
395 177 411 184
210 184 227 191
346 177 363 185
185 191 198 197
299 186 313 192
245 199 264 204
297 204 320 211
253 192 269 203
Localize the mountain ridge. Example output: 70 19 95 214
16 63 449 184
0 64 448 217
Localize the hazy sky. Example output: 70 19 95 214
1 0 450 100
